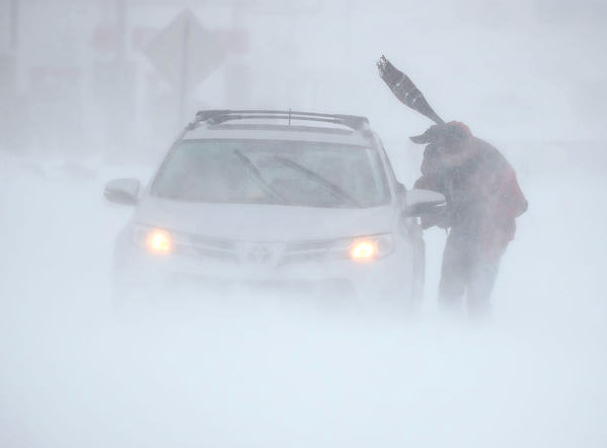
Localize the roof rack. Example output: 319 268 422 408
192 109 370 132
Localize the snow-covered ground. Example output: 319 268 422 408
0 146 606 447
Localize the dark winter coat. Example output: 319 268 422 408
413 129 527 261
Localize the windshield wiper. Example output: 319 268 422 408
233 150 289 205
273 156 361 207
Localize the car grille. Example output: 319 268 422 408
184 234 349 266
187 234 239 263
279 240 349 265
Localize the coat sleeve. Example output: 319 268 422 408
413 148 450 229
494 165 528 220
481 161 527 246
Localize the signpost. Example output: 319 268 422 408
143 10 228 123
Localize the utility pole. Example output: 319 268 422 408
9 0 19 54
178 12 190 125
116 0 128 61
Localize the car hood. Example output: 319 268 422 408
135 196 396 241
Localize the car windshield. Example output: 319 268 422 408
152 139 391 208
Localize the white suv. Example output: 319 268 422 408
104 110 444 308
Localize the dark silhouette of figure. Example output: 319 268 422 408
412 122 528 315
377 55 527 315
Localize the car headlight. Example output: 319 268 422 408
146 229 172 253
130 224 190 256
348 234 394 262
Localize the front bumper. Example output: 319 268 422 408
113 228 416 303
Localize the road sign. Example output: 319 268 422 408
143 10 227 92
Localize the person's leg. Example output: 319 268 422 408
466 256 501 317
438 233 470 313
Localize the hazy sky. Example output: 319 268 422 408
2 0 606 148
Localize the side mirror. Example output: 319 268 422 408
403 188 446 217
104 178 140 206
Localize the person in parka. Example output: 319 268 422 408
411 121 528 315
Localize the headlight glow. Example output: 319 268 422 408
145 229 172 254
350 241 376 260
348 234 394 261
131 224 195 256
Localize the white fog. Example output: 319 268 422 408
1 0 606 447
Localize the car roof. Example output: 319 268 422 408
181 110 376 147
184 122 374 146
